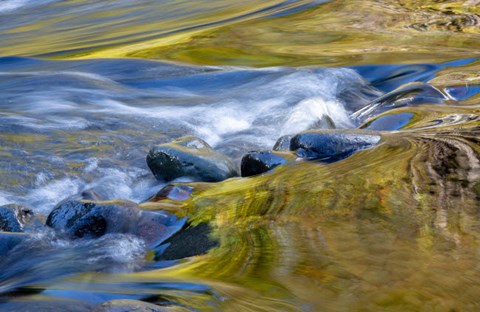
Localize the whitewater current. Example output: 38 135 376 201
0 57 384 214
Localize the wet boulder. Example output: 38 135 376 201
0 204 33 233
290 130 381 162
240 150 295 177
155 223 218 261
46 200 184 245
46 200 134 239
146 136 238 182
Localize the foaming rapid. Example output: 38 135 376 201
0 57 380 213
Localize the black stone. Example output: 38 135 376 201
290 130 381 162
46 200 182 244
46 200 140 239
156 223 218 261
146 136 238 182
241 150 292 177
71 215 107 238
0 204 33 233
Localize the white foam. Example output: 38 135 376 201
24 177 83 214
281 97 354 135
0 65 379 212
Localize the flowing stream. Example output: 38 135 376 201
0 0 480 311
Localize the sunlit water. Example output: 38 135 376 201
0 0 480 311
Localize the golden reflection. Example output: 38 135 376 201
1 1 479 66
131 120 480 310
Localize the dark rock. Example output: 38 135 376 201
0 204 33 233
136 210 185 247
94 300 184 312
361 112 414 131
46 200 136 239
156 223 218 261
146 136 237 182
154 185 193 201
241 150 294 177
46 200 183 244
272 135 292 152
290 130 381 162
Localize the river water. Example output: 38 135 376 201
0 0 479 311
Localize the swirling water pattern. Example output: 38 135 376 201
0 1 479 311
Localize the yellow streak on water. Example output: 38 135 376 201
71 0 480 66
2 0 480 67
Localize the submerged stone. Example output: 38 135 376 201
272 135 293 152
154 185 193 201
290 130 381 162
146 136 238 182
46 200 137 238
46 200 183 245
156 223 218 261
0 204 33 233
241 150 294 177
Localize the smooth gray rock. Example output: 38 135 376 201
146 136 238 182
240 150 294 177
290 130 381 162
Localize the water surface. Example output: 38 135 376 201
0 1 480 311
